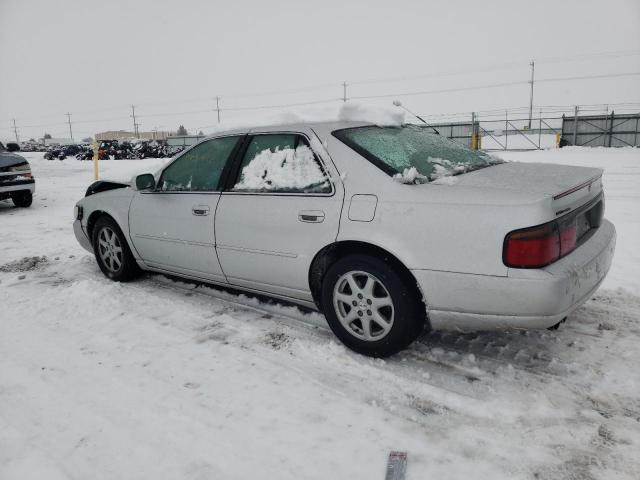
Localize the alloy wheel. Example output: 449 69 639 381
97 226 123 273
332 271 394 341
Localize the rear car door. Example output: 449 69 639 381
215 128 344 301
128 135 243 282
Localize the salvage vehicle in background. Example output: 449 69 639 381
72 122 616 357
0 141 35 207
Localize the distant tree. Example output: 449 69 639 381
176 125 188 136
82 137 93 143
198 130 204 136
44 133 52 139
29 138 36 142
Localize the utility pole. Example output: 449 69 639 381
216 96 221 123
130 105 139 138
11 118 19 142
342 81 348 102
65 112 73 141
505 110 508 150
572 105 579 146
528 60 535 130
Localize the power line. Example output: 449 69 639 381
536 71 640 84
351 71 640 101
3 70 639 137
218 97 338 112
535 49 640 65
347 50 640 87
3 50 639 125
349 61 525 87
351 80 526 100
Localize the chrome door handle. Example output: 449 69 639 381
192 205 210 216
298 210 325 223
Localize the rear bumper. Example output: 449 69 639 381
413 219 616 330
0 178 35 196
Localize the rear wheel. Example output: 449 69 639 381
321 254 427 357
92 216 141 281
12 191 32 208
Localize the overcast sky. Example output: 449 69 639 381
1 0 639 141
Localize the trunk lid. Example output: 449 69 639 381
453 161 603 215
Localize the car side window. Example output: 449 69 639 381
160 136 240 192
232 134 331 194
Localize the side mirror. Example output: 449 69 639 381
134 173 156 191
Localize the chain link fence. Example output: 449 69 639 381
429 110 640 151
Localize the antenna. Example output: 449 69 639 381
393 101 440 134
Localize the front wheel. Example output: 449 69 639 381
92 216 141 281
12 191 32 208
321 254 427 357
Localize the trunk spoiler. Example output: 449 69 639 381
552 174 602 200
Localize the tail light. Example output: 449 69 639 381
503 203 598 268
504 222 561 268
558 216 577 256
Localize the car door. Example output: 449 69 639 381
128 135 243 282
215 128 344 301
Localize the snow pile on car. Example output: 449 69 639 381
336 102 404 126
393 166 427 184
393 158 467 184
234 145 328 191
274 101 405 127
204 102 406 135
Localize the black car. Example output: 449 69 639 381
0 141 35 207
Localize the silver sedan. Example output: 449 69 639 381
73 122 615 356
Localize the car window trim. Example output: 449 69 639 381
222 131 335 197
331 126 399 177
150 134 245 194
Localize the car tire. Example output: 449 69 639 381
321 254 427 357
12 191 32 208
92 216 141 282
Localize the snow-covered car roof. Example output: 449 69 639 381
200 102 406 139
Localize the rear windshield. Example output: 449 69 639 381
333 125 501 183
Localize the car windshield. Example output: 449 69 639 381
0 142 5 152
333 124 502 184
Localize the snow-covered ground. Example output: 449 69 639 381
1 148 639 480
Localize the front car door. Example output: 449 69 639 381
215 127 344 302
128 135 243 282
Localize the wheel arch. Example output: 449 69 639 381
87 209 116 241
86 209 133 252
308 240 428 318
